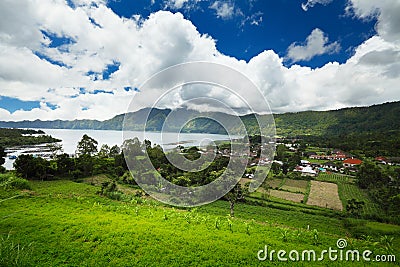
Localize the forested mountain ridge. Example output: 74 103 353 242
0 101 398 138
273 101 400 136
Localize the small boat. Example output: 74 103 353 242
8 155 17 160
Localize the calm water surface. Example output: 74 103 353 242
3 129 237 169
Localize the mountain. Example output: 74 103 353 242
0 101 399 137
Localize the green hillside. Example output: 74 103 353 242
1 178 398 266
0 101 399 154
0 101 398 136
273 101 400 137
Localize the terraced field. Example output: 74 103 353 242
337 182 380 215
264 178 284 189
281 179 309 194
269 190 304 203
316 173 378 215
317 173 355 183
306 181 343 211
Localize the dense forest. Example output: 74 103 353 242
0 128 60 147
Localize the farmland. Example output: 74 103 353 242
264 178 284 189
260 178 309 203
317 173 379 216
0 179 399 266
317 173 355 183
269 190 304 203
281 179 309 194
306 181 343 211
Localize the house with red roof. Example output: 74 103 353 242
375 156 387 164
343 158 362 168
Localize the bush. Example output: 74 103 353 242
0 173 11 183
6 177 31 190
0 174 31 190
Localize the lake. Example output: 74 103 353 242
3 129 237 170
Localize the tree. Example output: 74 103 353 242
55 153 75 176
357 162 390 189
122 137 143 158
98 144 110 158
14 154 50 180
46 143 63 159
76 154 94 177
109 145 121 158
346 199 365 217
275 145 286 161
271 162 281 175
76 134 98 157
0 146 6 166
224 182 249 217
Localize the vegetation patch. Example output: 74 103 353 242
307 181 343 211
281 179 309 194
269 189 304 203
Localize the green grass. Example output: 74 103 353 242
0 179 399 266
337 182 380 215
281 179 309 194
317 173 354 183
317 173 379 216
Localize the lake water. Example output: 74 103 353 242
3 129 237 170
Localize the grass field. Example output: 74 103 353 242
264 178 284 189
0 179 399 266
316 173 379 216
337 182 380 215
269 189 304 203
281 179 309 194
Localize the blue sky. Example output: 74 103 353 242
108 0 376 67
0 0 399 120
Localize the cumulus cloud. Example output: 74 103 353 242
0 0 399 121
301 0 333 11
286 28 340 62
346 0 400 44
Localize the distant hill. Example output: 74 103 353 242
0 101 399 137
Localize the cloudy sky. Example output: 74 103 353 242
0 0 399 121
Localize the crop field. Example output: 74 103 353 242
264 178 283 189
316 173 378 215
269 189 304 203
281 179 309 194
337 182 380 215
306 181 343 211
317 173 355 183
0 179 399 266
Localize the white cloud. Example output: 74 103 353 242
164 0 203 11
301 0 333 11
209 1 235 19
286 28 340 62
165 0 190 9
346 0 400 44
0 0 399 121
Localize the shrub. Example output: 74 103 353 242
0 174 31 190
0 166 6 174
0 173 11 183
6 177 31 190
